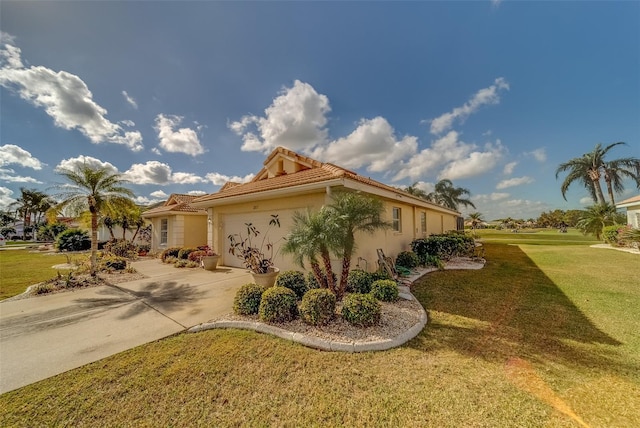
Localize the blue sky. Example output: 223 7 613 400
1 1 638 221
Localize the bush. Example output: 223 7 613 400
424 255 444 269
161 247 181 262
347 269 373 294
395 251 419 269
259 286 298 323
178 247 198 260
56 229 91 252
233 283 266 315
188 250 207 262
275 270 307 299
38 222 68 242
306 269 337 289
602 225 620 244
101 255 127 271
137 244 151 254
371 270 392 282
370 279 399 302
299 288 336 326
103 239 137 258
341 293 381 327
33 282 56 295
174 259 189 268
411 234 475 261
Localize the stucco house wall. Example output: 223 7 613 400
616 195 640 228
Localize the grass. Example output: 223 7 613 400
1 241 639 426
473 227 600 245
0 249 72 300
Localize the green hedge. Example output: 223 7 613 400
410 233 475 262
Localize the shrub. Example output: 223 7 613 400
341 293 381 326
275 270 307 299
411 234 475 261
103 239 137 258
56 229 91 252
161 247 181 262
424 255 444 269
186 260 200 268
371 270 392 282
259 286 298 323
188 250 207 262
306 269 337 289
299 288 336 326
395 251 419 269
178 247 198 260
137 244 151 254
101 255 127 271
33 282 56 295
347 269 373 294
370 279 399 302
233 283 266 315
174 259 188 268
602 225 620 245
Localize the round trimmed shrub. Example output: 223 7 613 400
341 293 381 327
233 283 266 315
178 247 197 260
275 270 307 299
395 251 419 269
347 269 373 294
161 247 181 262
56 229 91 252
188 250 207 262
299 288 336 326
370 279 399 302
259 286 298 323
371 270 392 282
101 255 127 271
306 269 337 289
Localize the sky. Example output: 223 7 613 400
1 1 639 221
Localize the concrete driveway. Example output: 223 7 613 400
0 260 252 394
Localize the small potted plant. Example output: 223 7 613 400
199 246 220 271
228 215 281 286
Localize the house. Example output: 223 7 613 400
192 147 462 272
616 195 640 228
141 194 207 251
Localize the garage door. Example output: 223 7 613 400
222 210 297 271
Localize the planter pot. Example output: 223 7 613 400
202 255 220 271
251 267 280 288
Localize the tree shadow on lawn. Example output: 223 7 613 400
408 243 638 376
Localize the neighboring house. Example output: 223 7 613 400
616 195 640 228
141 194 208 251
192 147 462 272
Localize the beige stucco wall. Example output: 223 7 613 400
147 214 206 252
626 204 640 228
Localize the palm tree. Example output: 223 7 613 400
556 142 639 205
327 192 390 299
467 212 485 237
404 182 429 200
282 208 339 293
51 163 134 276
576 203 619 240
10 188 53 240
427 179 476 211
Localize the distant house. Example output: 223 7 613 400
192 147 462 272
141 194 207 251
616 195 640 228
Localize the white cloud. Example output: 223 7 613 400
171 172 206 185
579 196 593 205
438 141 506 180
205 172 255 186
55 155 119 175
120 119 135 127
0 168 42 183
124 161 172 185
122 90 138 109
496 176 534 189
155 114 205 156
0 186 17 211
229 80 331 154
0 35 143 151
503 161 517 175
134 195 164 206
525 148 547 162
150 190 168 198
473 192 511 203
0 144 44 169
429 77 509 135
187 190 207 196
312 117 418 174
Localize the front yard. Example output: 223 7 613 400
1 241 638 426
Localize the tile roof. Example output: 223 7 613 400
617 194 640 205
142 193 207 217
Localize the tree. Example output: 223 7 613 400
326 192 390 299
427 179 476 211
556 142 639 205
10 188 53 240
51 163 134 276
404 182 429 200
576 203 620 240
467 212 485 236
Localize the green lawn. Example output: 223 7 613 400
1 242 638 426
0 249 71 300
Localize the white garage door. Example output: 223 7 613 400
222 210 297 271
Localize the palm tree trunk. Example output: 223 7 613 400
604 172 616 205
320 249 335 293
338 256 351 300
310 261 327 289
89 197 98 277
587 169 606 204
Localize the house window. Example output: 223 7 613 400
160 219 168 245
392 207 402 232
420 212 427 235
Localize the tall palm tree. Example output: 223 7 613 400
282 208 339 293
10 188 53 240
556 142 639 205
404 182 429 200
327 192 390 299
576 203 619 240
467 212 485 237
427 179 476 211
52 163 134 276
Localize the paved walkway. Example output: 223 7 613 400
0 260 252 394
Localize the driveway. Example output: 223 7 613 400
0 260 252 394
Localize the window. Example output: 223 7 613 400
160 219 168 245
420 212 427 235
392 207 402 232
